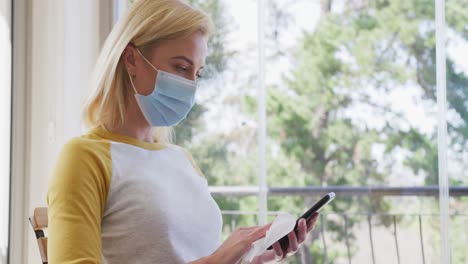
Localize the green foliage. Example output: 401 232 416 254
385 128 439 184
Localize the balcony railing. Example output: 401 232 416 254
211 186 468 264
209 186 468 197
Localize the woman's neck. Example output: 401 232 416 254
109 97 154 143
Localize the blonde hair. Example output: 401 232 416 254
83 0 213 143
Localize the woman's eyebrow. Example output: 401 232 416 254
170 56 194 65
170 56 205 70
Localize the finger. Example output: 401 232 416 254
306 213 320 233
238 226 261 231
296 218 307 243
242 223 270 234
287 229 299 252
248 223 272 232
249 224 272 242
272 242 284 260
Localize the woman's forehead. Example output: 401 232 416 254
152 33 207 66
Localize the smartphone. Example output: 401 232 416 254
267 192 336 251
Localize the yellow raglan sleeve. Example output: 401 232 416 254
47 138 112 264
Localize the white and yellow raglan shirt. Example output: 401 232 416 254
47 127 223 264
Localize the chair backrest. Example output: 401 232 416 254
29 207 48 264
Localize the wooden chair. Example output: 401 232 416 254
29 207 48 264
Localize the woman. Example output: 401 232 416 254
47 0 319 263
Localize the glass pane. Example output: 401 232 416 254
175 0 259 227
265 0 442 262
216 196 259 241
0 0 12 263
446 0 468 262
177 0 259 184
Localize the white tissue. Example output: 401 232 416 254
242 213 296 263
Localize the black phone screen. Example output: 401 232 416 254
266 192 336 251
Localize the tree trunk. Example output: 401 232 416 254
321 0 332 13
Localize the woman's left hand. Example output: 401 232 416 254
251 212 320 263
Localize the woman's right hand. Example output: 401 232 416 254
206 223 273 264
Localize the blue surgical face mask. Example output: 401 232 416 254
128 49 197 127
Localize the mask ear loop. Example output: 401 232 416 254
136 48 159 72
127 72 139 95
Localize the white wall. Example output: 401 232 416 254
10 0 112 263
0 0 11 263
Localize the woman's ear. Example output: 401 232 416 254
123 44 138 75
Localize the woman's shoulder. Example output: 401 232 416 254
58 132 113 166
165 143 194 159
51 133 113 190
166 144 205 178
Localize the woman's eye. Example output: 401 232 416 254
176 66 188 73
